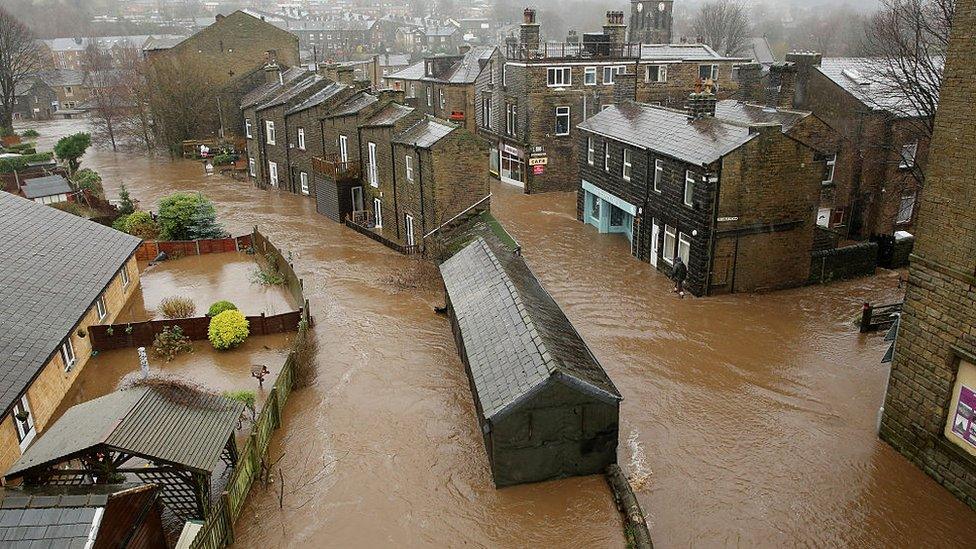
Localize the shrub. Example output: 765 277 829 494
212 153 235 166
50 201 86 217
71 169 105 199
117 183 135 215
7 143 36 154
252 252 285 286
112 214 130 232
151 326 193 362
54 132 91 173
124 211 160 240
159 296 196 319
157 192 224 241
207 300 238 317
222 390 256 423
0 152 54 173
208 310 249 350
20 129 39 138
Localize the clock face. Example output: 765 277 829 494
636 2 643 12
659 2 666 11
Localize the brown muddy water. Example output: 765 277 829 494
16 119 976 547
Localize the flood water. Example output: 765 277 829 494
17 119 976 547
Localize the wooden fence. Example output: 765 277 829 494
252 228 307 305
135 235 253 262
89 310 302 351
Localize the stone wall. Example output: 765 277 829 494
808 242 879 284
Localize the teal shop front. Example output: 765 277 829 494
581 180 637 243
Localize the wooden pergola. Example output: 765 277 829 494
5 386 244 521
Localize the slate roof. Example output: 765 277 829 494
34 69 85 87
578 102 756 166
387 61 426 81
284 81 346 116
377 54 410 67
21 175 72 199
739 37 776 66
142 35 186 51
362 102 414 127
256 73 324 111
394 116 456 148
817 57 939 117
326 92 378 118
0 192 141 417
714 100 809 132
8 387 244 477
440 238 621 420
240 67 307 109
640 43 749 62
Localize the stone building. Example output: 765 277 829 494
576 95 822 296
385 46 502 133
440 237 621 487
630 0 673 44
493 8 746 194
11 78 57 121
879 0 976 510
0 192 141 474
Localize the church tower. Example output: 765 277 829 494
630 0 674 44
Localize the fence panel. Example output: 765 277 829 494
89 311 302 352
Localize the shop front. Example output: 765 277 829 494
493 142 525 188
581 180 636 244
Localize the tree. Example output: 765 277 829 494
692 0 751 57
157 192 224 241
117 183 135 215
71 168 105 199
0 7 41 130
145 53 221 152
54 132 92 174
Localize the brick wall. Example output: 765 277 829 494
879 0 976 510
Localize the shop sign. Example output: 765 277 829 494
528 157 548 166
503 144 520 156
533 165 545 175
717 216 739 222
951 385 976 449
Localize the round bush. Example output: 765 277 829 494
208 310 249 350
207 300 238 317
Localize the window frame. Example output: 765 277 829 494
678 232 692 266
622 148 632 181
299 171 309 195
654 159 664 192
405 154 414 182
368 142 378 187
603 65 625 85
439 88 445 109
554 106 571 136
604 141 611 172
265 120 275 145
645 64 667 83
96 295 107 321
426 86 433 107
339 135 349 163
373 197 383 228
249 157 256 177
245 118 252 139
584 66 597 86
663 225 677 265
684 170 695 207
297 127 306 150
120 264 130 287
506 102 517 136
896 190 916 224
547 66 572 87
900 141 918 169
823 153 836 184
587 137 595 166
268 161 278 187
699 64 719 81
12 395 35 450
60 338 76 372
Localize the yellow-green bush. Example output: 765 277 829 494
208 310 249 350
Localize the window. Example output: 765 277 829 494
368 142 378 187
488 61 494 86
265 120 275 145
699 64 718 81
678 232 691 266
373 197 383 228
439 89 445 109
645 65 667 83
554 106 570 136
603 66 625 85
897 191 916 224
405 214 415 246
900 142 918 168
426 86 432 107
502 64 508 87
731 64 741 81
584 67 597 85
654 159 664 192
121 264 130 287
96 296 107 320
339 135 349 163
268 161 278 187
405 154 414 182
249 158 256 177
622 149 632 181
482 96 492 130
245 118 252 138
822 153 836 184
506 103 517 136
684 170 695 207
12 395 35 449
60 338 76 371
409 83 416 98
604 141 610 171
588 191 601 221
300 171 309 195
297 127 306 150
587 137 595 165
663 225 677 264
547 67 571 87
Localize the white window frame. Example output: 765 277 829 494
699 64 719 81
604 141 610 172
405 214 415 246
249 157 256 177
502 64 508 87
900 141 918 168
645 64 667 83
265 120 276 145
269 161 278 187
603 65 625 85
60 338 76 371
482 96 492 130
297 127 306 150
368 142 378 187
678 232 692 266
823 153 836 184
439 89 445 109
373 197 383 228
506 103 517 136
554 106 570 136
405 154 414 182
897 190 916 224
300 171 309 195
339 135 349 163
245 118 252 139
547 66 571 87
426 86 433 107
663 225 677 265
584 66 597 86
622 148 632 181
12 395 35 450
587 137 595 166
684 170 695 207
120 264 130 287
654 159 664 192
96 295 107 321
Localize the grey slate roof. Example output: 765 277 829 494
640 43 749 62
387 46 496 84
817 57 940 117
440 238 621 420
327 92 378 118
284 81 346 116
256 73 323 111
240 67 307 109
362 102 414 127
21 175 72 199
8 387 244 477
394 116 456 148
34 69 85 87
578 102 756 166
0 192 141 418
738 37 776 66
714 100 809 131
387 61 426 81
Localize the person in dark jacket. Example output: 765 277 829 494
672 256 687 298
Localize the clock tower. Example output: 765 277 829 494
630 0 674 44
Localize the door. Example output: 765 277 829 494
339 135 348 163
650 221 660 268
268 161 278 187
374 197 383 228
351 186 364 211
405 215 415 246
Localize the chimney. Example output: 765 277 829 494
603 11 627 47
458 44 472 55
567 29 579 44
377 88 405 104
686 91 717 119
736 62 763 103
336 66 355 85
614 72 637 104
520 8 541 52
263 50 282 84
785 51 823 109
215 14 225 22
767 62 797 109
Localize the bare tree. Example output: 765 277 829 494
146 53 221 152
692 0 751 57
87 70 128 151
0 7 41 130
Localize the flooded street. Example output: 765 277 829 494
17 118 976 547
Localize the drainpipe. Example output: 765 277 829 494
705 160 723 296
641 148 652 262
417 145 427 250
259 115 269 188
284 111 292 193
390 137 400 238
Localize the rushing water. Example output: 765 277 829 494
17 119 976 547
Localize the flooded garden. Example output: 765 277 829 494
17 118 976 547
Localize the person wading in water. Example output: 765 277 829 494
672 256 687 298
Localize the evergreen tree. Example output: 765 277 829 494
117 183 135 215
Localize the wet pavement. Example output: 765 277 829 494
15 119 976 547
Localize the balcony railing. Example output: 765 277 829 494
505 42 641 61
312 155 361 183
